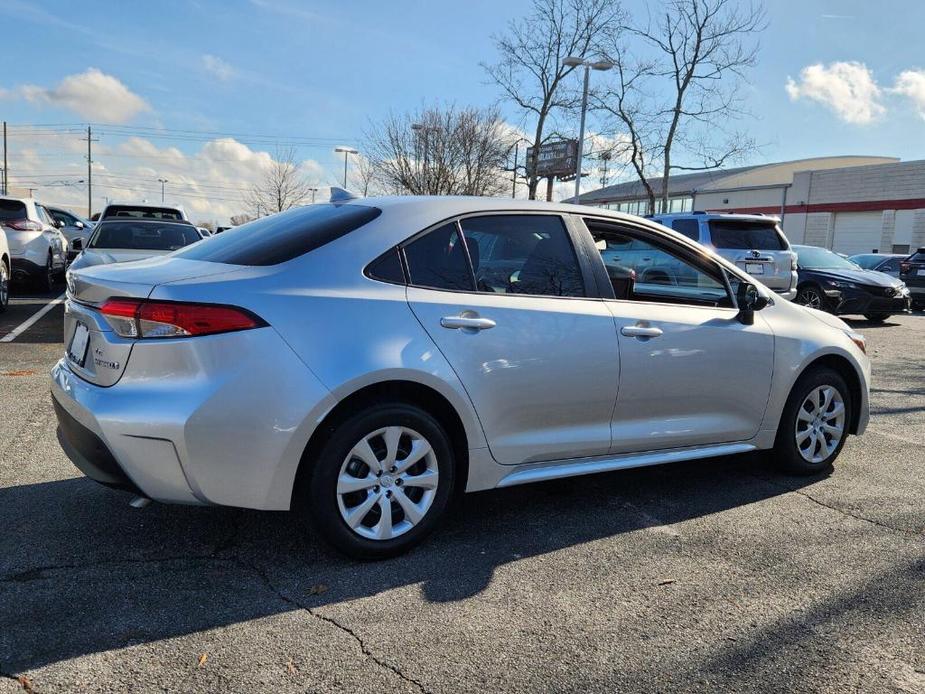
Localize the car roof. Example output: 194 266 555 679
96 217 193 226
652 211 781 223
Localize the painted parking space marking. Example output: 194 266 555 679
0 293 66 343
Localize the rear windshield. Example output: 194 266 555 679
89 221 201 251
850 254 881 269
708 220 786 250
0 199 27 222
102 205 183 220
174 204 382 266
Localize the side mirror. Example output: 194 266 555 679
736 282 768 325
74 221 85 229
54 219 65 229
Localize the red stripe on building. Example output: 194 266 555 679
707 198 925 216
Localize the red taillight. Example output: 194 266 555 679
3 218 43 231
100 298 264 339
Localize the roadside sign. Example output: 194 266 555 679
525 140 578 178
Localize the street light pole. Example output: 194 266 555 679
334 147 358 187
564 57 613 202
309 187 318 204
157 178 168 203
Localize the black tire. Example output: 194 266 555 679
864 312 890 322
772 367 851 475
300 402 456 560
0 260 9 313
795 284 829 312
35 253 55 292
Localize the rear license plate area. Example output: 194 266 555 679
68 322 90 367
745 263 765 274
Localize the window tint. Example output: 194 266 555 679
366 249 405 284
89 221 202 250
52 210 79 226
850 255 879 270
175 204 381 266
910 250 925 263
36 206 51 224
0 199 26 222
671 218 700 241
881 259 901 272
404 222 474 291
102 205 183 220
708 220 786 250
591 228 730 306
459 215 584 297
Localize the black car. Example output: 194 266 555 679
793 245 912 322
899 247 925 309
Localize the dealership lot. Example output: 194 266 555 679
0 293 922 693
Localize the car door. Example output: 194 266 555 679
404 214 619 466
36 205 67 268
583 217 775 453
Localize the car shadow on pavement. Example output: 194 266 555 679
0 454 818 673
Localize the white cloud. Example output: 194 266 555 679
891 69 925 120
5 132 331 224
785 61 885 124
13 68 150 123
202 54 236 82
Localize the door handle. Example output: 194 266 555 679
440 315 496 331
621 325 663 338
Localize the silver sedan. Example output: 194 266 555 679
53 197 870 558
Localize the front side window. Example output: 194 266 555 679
589 223 730 307
459 215 585 297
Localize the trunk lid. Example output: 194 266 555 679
65 256 243 386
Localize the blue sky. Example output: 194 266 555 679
1 0 924 221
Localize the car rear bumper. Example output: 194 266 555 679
10 257 44 281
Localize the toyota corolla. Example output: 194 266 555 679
52 197 870 558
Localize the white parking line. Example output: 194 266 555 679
0 293 66 343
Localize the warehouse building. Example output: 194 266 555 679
574 155 925 255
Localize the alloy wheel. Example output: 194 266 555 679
795 385 846 464
336 425 439 541
0 263 8 309
796 287 823 309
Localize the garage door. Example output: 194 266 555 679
832 211 882 255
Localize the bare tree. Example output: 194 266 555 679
349 153 380 197
484 0 624 199
246 146 316 215
597 0 765 213
365 105 512 196
230 213 255 226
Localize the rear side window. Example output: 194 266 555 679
460 215 584 297
708 220 786 250
175 204 381 266
404 222 474 291
671 219 700 241
0 200 26 222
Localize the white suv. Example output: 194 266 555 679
0 196 68 290
0 222 9 312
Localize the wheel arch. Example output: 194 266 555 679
792 353 864 434
292 379 471 506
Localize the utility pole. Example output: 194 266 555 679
157 178 168 202
84 125 98 217
2 121 7 195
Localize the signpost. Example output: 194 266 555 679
525 140 578 178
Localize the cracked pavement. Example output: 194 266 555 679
0 293 923 693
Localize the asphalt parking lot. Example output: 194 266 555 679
0 292 922 693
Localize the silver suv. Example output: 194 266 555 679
651 212 798 301
0 196 68 290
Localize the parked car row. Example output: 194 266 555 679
644 211 918 322
0 198 203 311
